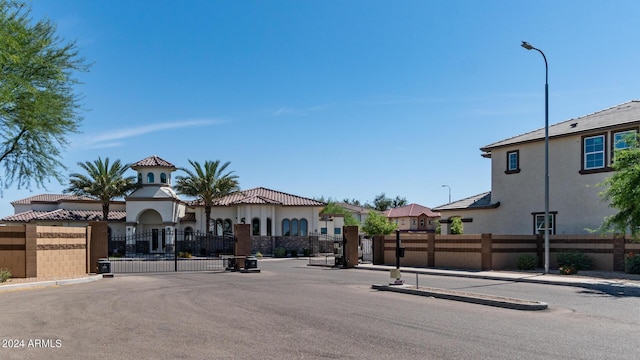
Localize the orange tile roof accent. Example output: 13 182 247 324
384 203 440 218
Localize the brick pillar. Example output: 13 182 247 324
613 235 625 272
89 221 108 274
25 224 37 278
234 224 251 269
373 235 385 265
427 233 435 268
343 226 358 268
481 233 492 271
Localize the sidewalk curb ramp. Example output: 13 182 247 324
372 283 548 311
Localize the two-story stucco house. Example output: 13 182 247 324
1 156 327 254
434 100 640 235
384 203 440 233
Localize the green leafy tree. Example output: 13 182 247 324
174 160 240 234
362 211 396 236
451 217 464 235
65 158 137 221
373 193 393 211
597 133 640 239
373 193 407 211
1 0 89 190
321 201 358 226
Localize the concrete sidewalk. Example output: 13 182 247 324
357 263 640 289
358 263 640 310
0 275 103 292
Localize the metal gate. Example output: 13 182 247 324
107 230 234 273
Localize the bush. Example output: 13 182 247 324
178 252 192 258
559 265 578 275
274 247 286 258
517 255 537 270
556 251 592 272
625 252 640 274
303 248 310 257
255 252 263 259
0 268 11 283
290 249 298 257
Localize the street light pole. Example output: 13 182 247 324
521 41 550 274
441 185 451 204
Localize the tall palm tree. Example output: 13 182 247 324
174 160 240 235
64 157 138 221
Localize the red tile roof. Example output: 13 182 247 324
189 187 325 207
2 209 126 222
11 194 98 205
131 155 176 169
384 203 440 218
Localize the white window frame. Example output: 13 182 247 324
584 135 605 170
534 213 555 235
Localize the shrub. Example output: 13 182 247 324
625 252 640 274
0 268 11 283
290 249 298 257
255 252 263 259
274 247 286 258
556 251 592 272
303 248 310 257
517 255 537 270
559 265 578 275
178 252 192 258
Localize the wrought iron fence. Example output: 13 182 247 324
107 230 234 273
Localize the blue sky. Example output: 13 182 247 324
3 0 640 217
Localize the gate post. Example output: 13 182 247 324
234 224 251 270
343 226 359 268
88 221 108 274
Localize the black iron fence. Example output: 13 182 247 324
107 230 234 273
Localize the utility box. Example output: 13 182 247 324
97 259 111 274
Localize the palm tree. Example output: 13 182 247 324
64 157 138 221
174 160 240 235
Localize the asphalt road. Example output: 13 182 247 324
1 259 638 359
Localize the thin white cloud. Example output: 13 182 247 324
272 104 333 117
73 119 223 148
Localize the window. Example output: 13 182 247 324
215 219 223 236
320 228 327 235
137 173 142 183
282 219 290 236
584 135 605 170
506 150 520 174
334 228 341 235
147 172 155 183
223 219 232 235
160 173 167 184
420 219 425 227
612 130 637 162
534 213 556 235
267 218 272 236
291 219 299 236
184 227 193 241
252 218 260 236
300 219 308 236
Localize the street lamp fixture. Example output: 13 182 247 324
521 40 550 274
441 185 451 204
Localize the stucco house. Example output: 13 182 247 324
434 100 640 235
1 156 327 254
384 203 440 233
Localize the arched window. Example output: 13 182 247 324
291 219 299 236
147 172 154 183
267 218 272 236
252 218 260 236
282 219 290 236
160 173 167 184
215 219 223 236
137 173 142 184
184 227 193 241
300 219 308 236
223 219 232 235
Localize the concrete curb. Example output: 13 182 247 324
0 274 103 292
372 283 548 311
